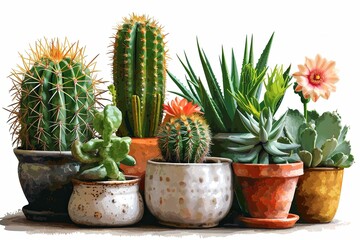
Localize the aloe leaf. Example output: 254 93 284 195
311 148 323 167
167 71 196 101
227 144 256 153
263 142 289 156
284 109 305 144
242 36 249 68
249 35 254 66
231 49 240 91
315 112 342 148
300 127 317 152
299 150 312 167
221 48 236 120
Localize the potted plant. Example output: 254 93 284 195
6 38 104 221
284 55 354 223
145 98 233 228
68 105 144 226
110 14 167 189
226 108 303 229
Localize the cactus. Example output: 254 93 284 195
71 105 136 181
284 109 354 168
7 38 104 151
157 98 211 163
112 14 167 138
218 108 300 164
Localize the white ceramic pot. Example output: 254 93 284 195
145 157 233 228
68 176 144 226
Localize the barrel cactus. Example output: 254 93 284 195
71 105 136 181
157 98 211 163
218 108 300 164
7 38 104 151
284 109 354 168
112 14 167 138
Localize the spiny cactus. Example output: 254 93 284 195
7 38 104 151
112 14 167 138
71 105 136 181
284 109 354 168
157 98 211 163
218 108 300 164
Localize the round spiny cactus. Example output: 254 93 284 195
7 38 105 151
157 98 211 163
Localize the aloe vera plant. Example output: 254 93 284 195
284 109 354 168
168 33 291 133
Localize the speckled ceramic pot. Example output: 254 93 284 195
68 176 144 226
293 168 344 223
145 157 233 228
14 148 80 221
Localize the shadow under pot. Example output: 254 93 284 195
145 157 233 228
293 167 344 223
14 148 80 222
68 176 144 227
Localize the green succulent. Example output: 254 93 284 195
218 108 300 164
168 33 293 134
284 109 354 168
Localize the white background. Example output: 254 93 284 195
0 0 359 239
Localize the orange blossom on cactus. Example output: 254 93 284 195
163 97 202 123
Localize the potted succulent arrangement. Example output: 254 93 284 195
110 14 167 189
145 98 233 228
284 55 354 223
6 38 104 221
68 105 144 226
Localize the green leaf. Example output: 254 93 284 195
167 70 196 101
331 152 348 167
338 125 349 145
315 112 342 148
311 148 323 167
259 150 269 164
300 127 317 152
307 110 320 122
321 138 338 161
341 154 354 168
284 109 305 144
221 47 236 120
231 49 240 91
299 150 312 168
332 140 351 156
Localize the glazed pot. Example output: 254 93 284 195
120 138 161 190
145 157 233 228
232 162 303 219
68 176 144 226
293 167 343 223
14 148 80 221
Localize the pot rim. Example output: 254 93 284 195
71 175 141 186
304 167 344 172
148 157 232 166
13 147 72 157
232 161 304 178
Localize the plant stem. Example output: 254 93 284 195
303 102 308 122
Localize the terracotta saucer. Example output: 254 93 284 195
235 213 299 229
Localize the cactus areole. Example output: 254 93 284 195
8 38 104 151
112 14 167 138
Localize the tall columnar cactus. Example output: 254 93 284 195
71 105 136 181
284 109 354 168
112 14 167 138
7 38 104 151
157 98 211 163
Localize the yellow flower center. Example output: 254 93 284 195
309 71 323 86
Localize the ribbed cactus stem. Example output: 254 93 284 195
113 14 166 138
8 38 103 151
158 114 211 163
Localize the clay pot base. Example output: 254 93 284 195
158 220 218 229
22 205 71 222
235 213 299 229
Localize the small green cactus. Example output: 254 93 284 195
7 38 104 151
219 108 300 164
284 109 354 168
71 105 136 181
112 14 167 138
157 98 211 163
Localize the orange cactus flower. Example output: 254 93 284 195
163 97 202 123
293 54 339 102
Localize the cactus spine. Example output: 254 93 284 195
157 98 211 163
113 14 167 138
8 38 103 151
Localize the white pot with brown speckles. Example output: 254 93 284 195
68 176 144 226
145 157 233 228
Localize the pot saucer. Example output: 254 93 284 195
22 205 71 222
235 213 299 229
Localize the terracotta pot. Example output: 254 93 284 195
233 162 303 219
121 138 161 190
68 176 144 226
293 168 343 223
14 148 80 222
145 157 233 228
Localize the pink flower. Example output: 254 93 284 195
293 54 339 102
